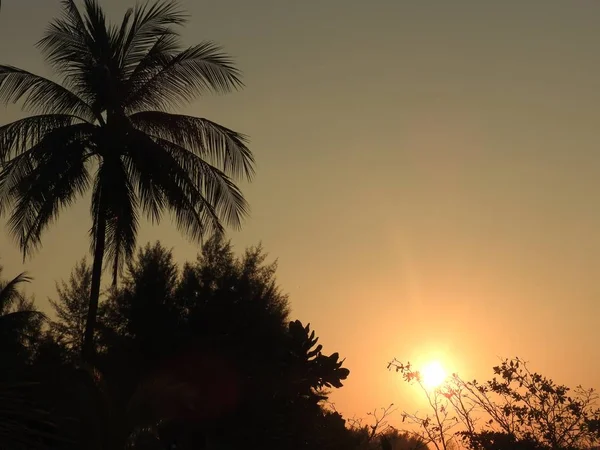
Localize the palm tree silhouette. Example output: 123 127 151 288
0 269 44 355
0 0 254 361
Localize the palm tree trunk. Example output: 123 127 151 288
82 210 107 363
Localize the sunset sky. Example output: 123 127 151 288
1 0 600 421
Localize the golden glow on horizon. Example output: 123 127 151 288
421 361 447 390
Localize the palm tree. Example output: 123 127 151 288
0 0 254 362
0 267 44 359
0 270 32 329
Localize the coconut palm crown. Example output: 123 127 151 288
0 0 254 360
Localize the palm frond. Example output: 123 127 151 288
118 0 187 76
0 122 94 215
0 272 31 314
60 0 88 33
0 153 36 218
4 127 92 258
153 137 249 229
124 42 243 112
38 19 92 75
37 0 116 110
126 33 181 93
0 310 46 336
0 115 87 161
36 0 94 91
112 7 133 53
0 66 95 120
121 144 166 225
81 0 109 53
105 180 139 286
123 130 224 241
91 159 139 284
129 112 254 180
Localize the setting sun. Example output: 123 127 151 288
421 361 447 389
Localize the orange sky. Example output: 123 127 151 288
1 0 600 422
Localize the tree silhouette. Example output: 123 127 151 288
0 266 44 365
102 242 180 351
84 236 350 448
97 236 291 403
0 0 254 362
21 237 354 449
284 320 350 402
48 258 92 358
463 431 546 450
343 403 428 450
388 357 600 450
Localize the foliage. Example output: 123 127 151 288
388 357 600 450
39 236 350 449
462 431 545 450
0 266 44 365
48 258 92 358
345 404 428 450
285 319 350 401
0 267 59 450
0 0 254 361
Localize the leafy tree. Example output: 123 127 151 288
49 258 92 358
101 242 180 355
0 0 254 362
93 236 350 449
25 237 353 449
388 357 600 450
283 320 350 403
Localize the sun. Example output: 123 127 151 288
421 361 447 389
